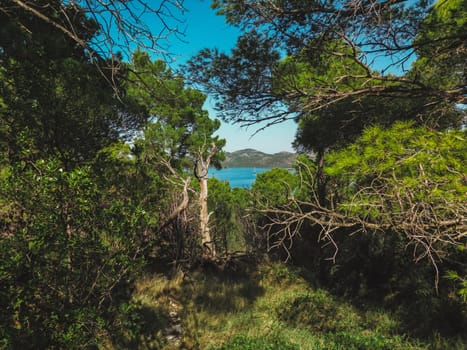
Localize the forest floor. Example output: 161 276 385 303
103 259 466 350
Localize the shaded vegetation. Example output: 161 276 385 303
1 0 466 349
115 262 466 349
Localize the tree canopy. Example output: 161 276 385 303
0 0 187 62
187 0 466 128
0 0 153 167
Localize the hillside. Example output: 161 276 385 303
222 148 296 168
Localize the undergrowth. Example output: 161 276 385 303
104 261 466 349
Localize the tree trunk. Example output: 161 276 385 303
316 148 327 207
195 144 218 259
198 172 215 258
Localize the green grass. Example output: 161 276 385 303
102 261 466 349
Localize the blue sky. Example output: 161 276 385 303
167 1 298 154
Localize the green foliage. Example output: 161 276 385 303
213 334 299 350
0 1 138 166
276 290 360 333
326 122 466 219
130 262 440 350
252 168 299 207
273 41 369 100
194 0 465 132
0 5 155 346
445 271 467 302
305 122 467 336
128 51 225 171
186 31 282 124
109 300 168 349
412 0 467 90
290 51 462 155
127 51 227 261
324 331 413 350
208 178 251 253
260 262 307 289
273 285 417 350
0 157 149 348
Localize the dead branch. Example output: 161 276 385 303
2 0 187 92
159 176 191 231
253 159 466 284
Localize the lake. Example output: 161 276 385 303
209 167 271 188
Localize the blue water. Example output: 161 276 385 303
209 167 271 188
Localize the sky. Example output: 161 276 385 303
165 1 298 154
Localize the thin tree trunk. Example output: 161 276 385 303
316 148 327 207
195 144 218 259
198 172 215 258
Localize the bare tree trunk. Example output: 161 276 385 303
198 172 215 258
195 144 218 259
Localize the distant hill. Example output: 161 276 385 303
222 148 296 168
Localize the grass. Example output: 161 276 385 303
102 260 466 349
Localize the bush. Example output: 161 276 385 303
276 290 360 333
325 331 413 350
0 158 148 348
213 334 298 350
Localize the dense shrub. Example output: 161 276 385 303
276 290 360 333
0 158 149 348
325 331 415 350
213 334 298 350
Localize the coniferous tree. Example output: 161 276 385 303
128 51 226 259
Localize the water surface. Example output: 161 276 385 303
209 167 271 188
